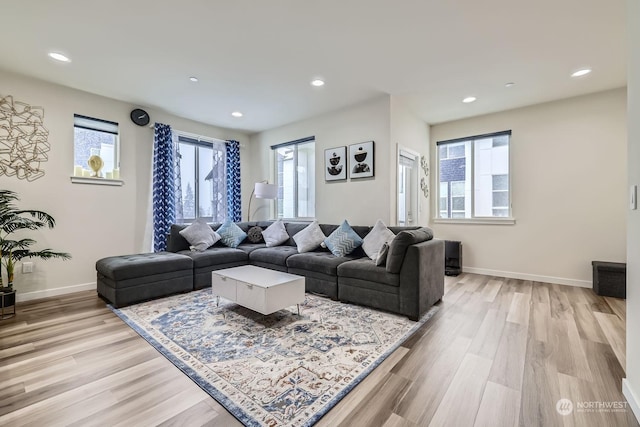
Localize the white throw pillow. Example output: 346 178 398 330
262 219 289 247
179 218 220 251
362 219 395 261
293 220 326 253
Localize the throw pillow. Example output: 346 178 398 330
375 242 390 266
293 220 326 253
262 219 289 247
324 220 363 257
216 221 247 248
362 219 395 261
247 226 264 243
179 218 220 251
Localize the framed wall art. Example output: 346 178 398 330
325 146 347 181
349 141 374 179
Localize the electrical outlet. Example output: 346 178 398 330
22 262 34 273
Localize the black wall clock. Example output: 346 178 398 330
130 108 150 126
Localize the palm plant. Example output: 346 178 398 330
0 189 71 289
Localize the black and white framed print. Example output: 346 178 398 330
325 146 347 181
349 141 374 179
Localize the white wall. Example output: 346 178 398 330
624 0 640 420
0 69 249 300
248 96 392 225
390 96 431 225
430 88 627 286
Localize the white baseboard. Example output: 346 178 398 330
623 379 640 423
461 267 591 288
16 282 97 302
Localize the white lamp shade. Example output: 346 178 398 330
254 182 277 199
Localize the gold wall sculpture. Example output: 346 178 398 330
0 95 50 181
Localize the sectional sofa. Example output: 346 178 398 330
96 221 444 320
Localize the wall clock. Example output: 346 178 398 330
130 108 150 126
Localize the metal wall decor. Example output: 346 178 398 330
0 95 50 181
420 155 429 198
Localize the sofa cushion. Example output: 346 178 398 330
179 218 221 251
386 227 435 273
338 257 400 287
178 247 247 268
324 220 364 257
262 219 290 247
236 243 267 255
287 251 359 276
217 221 247 248
293 220 326 253
249 246 299 266
96 252 193 281
362 219 395 262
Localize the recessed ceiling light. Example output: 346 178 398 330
48 52 71 62
462 96 477 103
189 76 198 82
231 111 243 118
571 68 592 78
505 82 515 87
311 79 325 87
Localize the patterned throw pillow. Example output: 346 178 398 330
293 220 326 253
262 219 289 247
247 226 264 243
362 219 395 262
178 218 220 251
324 220 363 257
216 221 247 248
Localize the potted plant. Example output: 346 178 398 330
0 189 71 290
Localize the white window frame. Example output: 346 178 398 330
434 130 515 225
174 131 227 224
271 136 316 220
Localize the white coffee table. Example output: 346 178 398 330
211 265 305 315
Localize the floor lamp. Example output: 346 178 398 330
248 181 277 221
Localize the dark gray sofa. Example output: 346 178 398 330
164 221 444 320
97 221 444 320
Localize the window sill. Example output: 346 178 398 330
70 176 124 186
432 217 516 225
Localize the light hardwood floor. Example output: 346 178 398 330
1 274 637 426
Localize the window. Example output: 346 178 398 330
272 137 315 219
73 114 119 179
175 133 227 223
437 130 511 220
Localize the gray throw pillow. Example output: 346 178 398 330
386 227 434 273
375 242 390 266
179 218 220 251
247 226 264 243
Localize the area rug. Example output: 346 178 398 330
110 289 437 426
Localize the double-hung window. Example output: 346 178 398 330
174 133 227 223
437 130 512 221
272 136 315 219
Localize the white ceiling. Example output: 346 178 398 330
0 0 626 134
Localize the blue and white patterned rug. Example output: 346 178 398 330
111 289 437 426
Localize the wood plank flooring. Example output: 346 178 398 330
0 274 637 426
